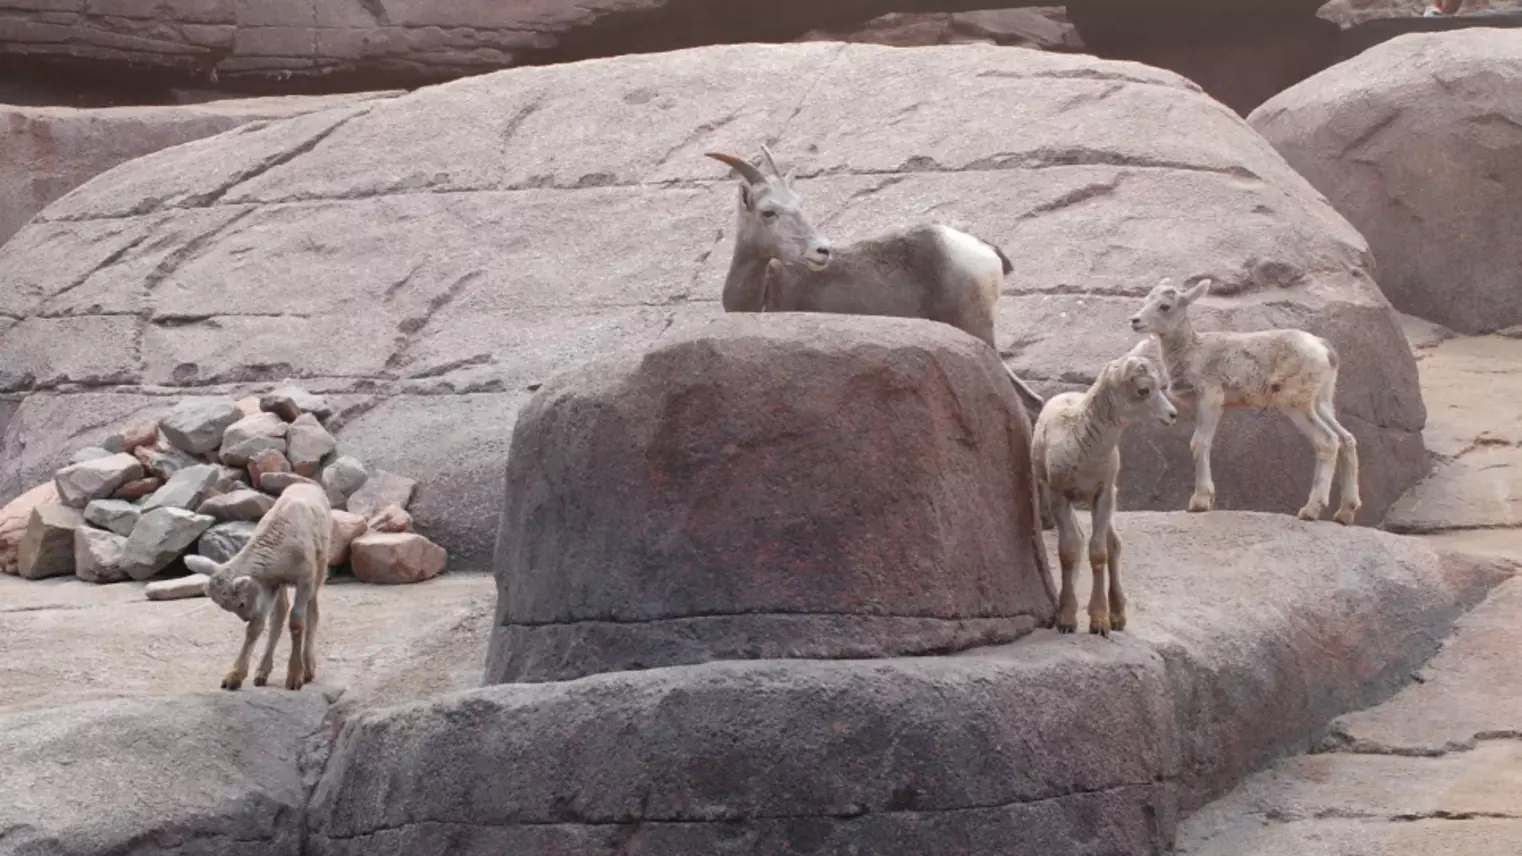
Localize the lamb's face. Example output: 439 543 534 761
738 179 833 271
1130 283 1185 335
1114 356 1178 427
206 573 259 622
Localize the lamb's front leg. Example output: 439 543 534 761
1052 496 1082 634
222 592 273 691
253 585 290 687
1087 486 1117 637
1188 390 1225 512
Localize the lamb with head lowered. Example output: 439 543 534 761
184 481 332 691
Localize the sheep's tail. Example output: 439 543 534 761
992 242 1013 277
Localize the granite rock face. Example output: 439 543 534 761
0 43 1426 565
488 314 1055 683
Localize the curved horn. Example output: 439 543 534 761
705 152 765 185
759 143 783 177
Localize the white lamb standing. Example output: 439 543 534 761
1032 353 1179 636
184 482 331 691
1127 277 1361 525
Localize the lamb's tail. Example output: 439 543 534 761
993 243 1013 277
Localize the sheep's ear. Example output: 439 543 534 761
738 182 756 212
782 166 798 187
1183 277 1212 304
183 554 220 576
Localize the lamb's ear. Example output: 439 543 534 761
183 554 220 577
737 182 756 212
1182 277 1213 304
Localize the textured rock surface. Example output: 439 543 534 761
1178 575 1522 855
73 526 128 584
0 693 324 855
797 8 1080 49
329 510 368 565
0 93 400 248
158 397 243 456
312 511 1509 854
350 532 447 584
53 452 143 508
344 469 414 520
17 503 84 580
198 520 258 563
83 498 141 536
0 43 1424 564
286 412 336 476
121 507 214 580
219 411 288 466
0 481 56 574
145 573 210 600
139 462 222 512
199 488 276 522
489 314 1054 684
1249 29 1522 334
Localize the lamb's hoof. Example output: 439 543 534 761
1187 496 1213 513
253 674 269 687
1056 618 1077 634
1333 506 1358 526
1297 503 1324 522
220 675 244 691
303 669 316 684
283 673 305 691
1111 614 1127 633
1088 621 1111 639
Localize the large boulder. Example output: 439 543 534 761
0 693 324 855
0 42 1425 567
1249 29 1522 335
488 314 1056 684
307 512 1510 855
0 93 400 248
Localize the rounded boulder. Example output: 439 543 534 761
1249 29 1522 334
486 314 1057 683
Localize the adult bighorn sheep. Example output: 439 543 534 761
1128 277 1361 525
705 145 1046 414
1032 353 1179 636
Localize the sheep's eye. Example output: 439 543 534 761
760 209 778 220
1159 304 1172 312
1137 387 1151 398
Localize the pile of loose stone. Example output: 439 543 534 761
2 385 446 594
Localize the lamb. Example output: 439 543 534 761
1127 277 1361 525
1032 353 1179 636
183 482 331 691
705 145 1045 415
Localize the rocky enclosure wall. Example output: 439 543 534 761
0 43 1428 567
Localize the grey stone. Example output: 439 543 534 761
145 573 210 601
260 385 334 422
16 504 84 580
0 693 324 855
307 513 1510 856
286 413 337 476
345 470 416 521
139 463 222 513
159 397 242 456
319 455 369 500
490 314 1054 684
121 507 215 581
218 411 288 466
140 443 203 481
1250 28 1522 334
259 472 319 494
73 526 128 584
197 489 275 522
52 453 143 508
82 498 141 536
213 465 251 494
197 521 258 563
68 445 111 464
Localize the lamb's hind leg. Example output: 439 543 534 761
1106 524 1127 633
302 549 326 684
253 585 290 687
284 578 312 691
222 591 273 691
1317 394 1362 525
1286 408 1339 521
